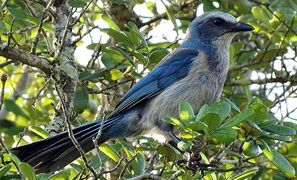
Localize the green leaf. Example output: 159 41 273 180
109 69 124 81
202 0 218 11
220 108 254 128
101 28 131 44
28 126 49 139
0 164 11 177
101 14 120 31
68 0 87 8
195 104 209 121
251 6 270 23
200 152 217 180
135 153 145 175
242 139 261 156
261 133 292 142
233 168 258 180
36 173 50 180
211 127 237 143
224 98 241 112
73 85 89 114
179 101 195 122
254 48 287 62
101 48 131 69
19 162 36 180
263 148 295 177
203 100 231 121
262 124 296 136
90 155 101 169
163 117 186 129
202 113 221 133
149 48 169 64
7 6 28 20
126 22 148 53
157 144 177 162
99 144 120 162
4 100 29 118
244 120 263 134
188 121 208 132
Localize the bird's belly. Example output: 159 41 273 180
140 72 225 131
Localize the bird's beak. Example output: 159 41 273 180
230 22 254 32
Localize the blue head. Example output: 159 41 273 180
181 12 254 50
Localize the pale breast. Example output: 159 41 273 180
140 51 228 130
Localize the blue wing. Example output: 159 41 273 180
109 48 200 117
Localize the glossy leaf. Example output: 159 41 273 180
157 144 177 162
263 148 295 177
28 126 49 139
0 164 11 177
262 124 296 136
202 113 221 133
73 85 89 114
220 108 254 128
179 101 195 122
19 162 36 180
211 127 237 143
163 117 186 129
242 139 261 156
99 144 120 162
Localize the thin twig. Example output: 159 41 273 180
7 18 15 48
15 128 28 147
0 74 7 110
30 0 55 54
145 152 157 173
54 7 74 60
72 26 99 45
3 25 39 35
88 78 134 94
71 0 96 26
54 83 98 178
92 109 106 169
119 154 137 179
0 60 16 68
199 164 258 172
168 170 182 180
99 157 125 176
31 78 51 109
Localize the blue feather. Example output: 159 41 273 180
110 48 199 117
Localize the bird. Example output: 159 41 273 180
11 12 254 173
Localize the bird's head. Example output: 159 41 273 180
182 12 254 49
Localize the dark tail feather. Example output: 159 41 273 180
12 116 128 173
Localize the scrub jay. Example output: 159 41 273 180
12 12 254 172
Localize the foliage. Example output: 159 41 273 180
0 0 297 179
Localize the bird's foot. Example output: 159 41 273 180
175 144 218 175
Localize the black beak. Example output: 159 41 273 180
230 22 254 32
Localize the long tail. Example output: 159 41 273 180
12 115 130 173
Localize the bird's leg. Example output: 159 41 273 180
165 131 185 154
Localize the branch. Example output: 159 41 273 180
0 74 7 110
129 173 165 180
225 76 297 86
0 46 51 74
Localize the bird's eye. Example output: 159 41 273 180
213 19 225 26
